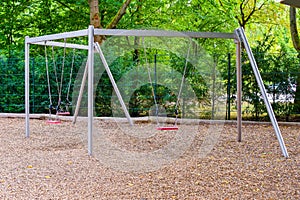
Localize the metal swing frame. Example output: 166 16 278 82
25 26 289 158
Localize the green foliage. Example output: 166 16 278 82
128 83 177 117
0 0 300 121
239 31 299 121
0 55 24 112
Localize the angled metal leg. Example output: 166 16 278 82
234 27 289 158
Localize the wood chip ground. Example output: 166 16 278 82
0 118 299 199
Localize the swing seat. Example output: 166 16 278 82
46 119 61 124
156 126 178 131
57 111 70 116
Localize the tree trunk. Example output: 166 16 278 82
89 0 132 44
88 0 103 43
290 7 300 113
290 7 300 51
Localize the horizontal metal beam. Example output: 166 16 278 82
25 27 235 47
34 41 88 50
26 29 88 44
94 29 235 39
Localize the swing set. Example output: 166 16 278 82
24 26 289 158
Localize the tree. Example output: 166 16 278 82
0 1 32 56
89 0 132 43
289 6 300 112
234 0 265 28
290 7 300 51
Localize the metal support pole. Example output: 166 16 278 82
154 54 157 102
226 53 231 120
235 27 289 158
87 25 94 155
32 58 35 114
73 60 88 124
94 42 134 126
25 36 30 138
211 56 216 120
235 39 242 142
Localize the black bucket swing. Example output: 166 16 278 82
44 39 75 123
44 44 61 124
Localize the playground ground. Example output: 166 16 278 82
0 117 299 199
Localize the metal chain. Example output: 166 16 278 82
174 39 192 125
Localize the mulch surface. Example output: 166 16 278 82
0 118 299 199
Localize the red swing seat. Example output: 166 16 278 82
156 126 178 131
46 119 61 124
56 111 70 116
